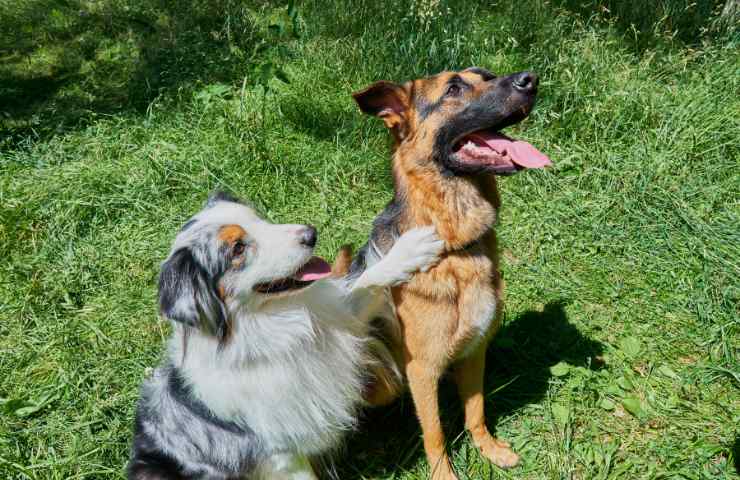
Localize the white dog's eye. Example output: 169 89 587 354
233 241 246 256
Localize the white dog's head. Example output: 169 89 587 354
157 192 333 340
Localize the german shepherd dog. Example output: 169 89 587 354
347 68 551 479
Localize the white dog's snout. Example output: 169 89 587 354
297 226 317 248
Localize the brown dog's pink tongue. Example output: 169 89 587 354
469 131 552 169
293 256 332 281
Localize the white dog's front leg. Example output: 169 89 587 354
255 453 318 480
352 226 442 292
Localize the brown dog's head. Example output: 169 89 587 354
353 68 551 176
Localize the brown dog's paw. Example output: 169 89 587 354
479 437 519 469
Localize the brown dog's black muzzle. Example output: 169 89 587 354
432 71 541 174
467 71 539 131
512 71 539 95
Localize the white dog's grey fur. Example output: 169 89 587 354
127 192 442 479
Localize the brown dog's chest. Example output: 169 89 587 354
393 246 499 361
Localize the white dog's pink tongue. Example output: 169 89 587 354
469 131 552 168
293 256 332 281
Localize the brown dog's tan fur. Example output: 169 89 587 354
331 245 354 276
353 69 525 479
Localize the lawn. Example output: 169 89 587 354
1 0 738 478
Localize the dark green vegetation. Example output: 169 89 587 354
1 1 738 478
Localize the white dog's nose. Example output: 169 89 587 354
299 226 317 248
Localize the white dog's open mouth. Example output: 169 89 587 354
253 256 332 294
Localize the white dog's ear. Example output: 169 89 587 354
158 247 227 338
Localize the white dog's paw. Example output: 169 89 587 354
389 226 444 279
351 227 443 291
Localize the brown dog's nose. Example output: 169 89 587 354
513 72 538 93
300 225 317 248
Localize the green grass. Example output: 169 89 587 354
1 0 738 478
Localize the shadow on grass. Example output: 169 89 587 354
486 301 604 418
0 0 292 146
329 301 603 478
278 96 357 142
733 435 739 475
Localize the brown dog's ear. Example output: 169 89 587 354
352 81 410 136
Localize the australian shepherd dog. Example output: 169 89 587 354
127 192 442 479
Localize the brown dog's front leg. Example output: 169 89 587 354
454 347 519 469
406 361 458 480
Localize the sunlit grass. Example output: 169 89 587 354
1 1 738 478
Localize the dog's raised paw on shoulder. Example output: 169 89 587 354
391 226 444 277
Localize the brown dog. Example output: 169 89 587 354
345 68 551 479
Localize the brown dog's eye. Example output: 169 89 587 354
446 84 462 97
233 241 245 255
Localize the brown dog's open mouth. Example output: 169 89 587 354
253 256 332 294
452 129 552 174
